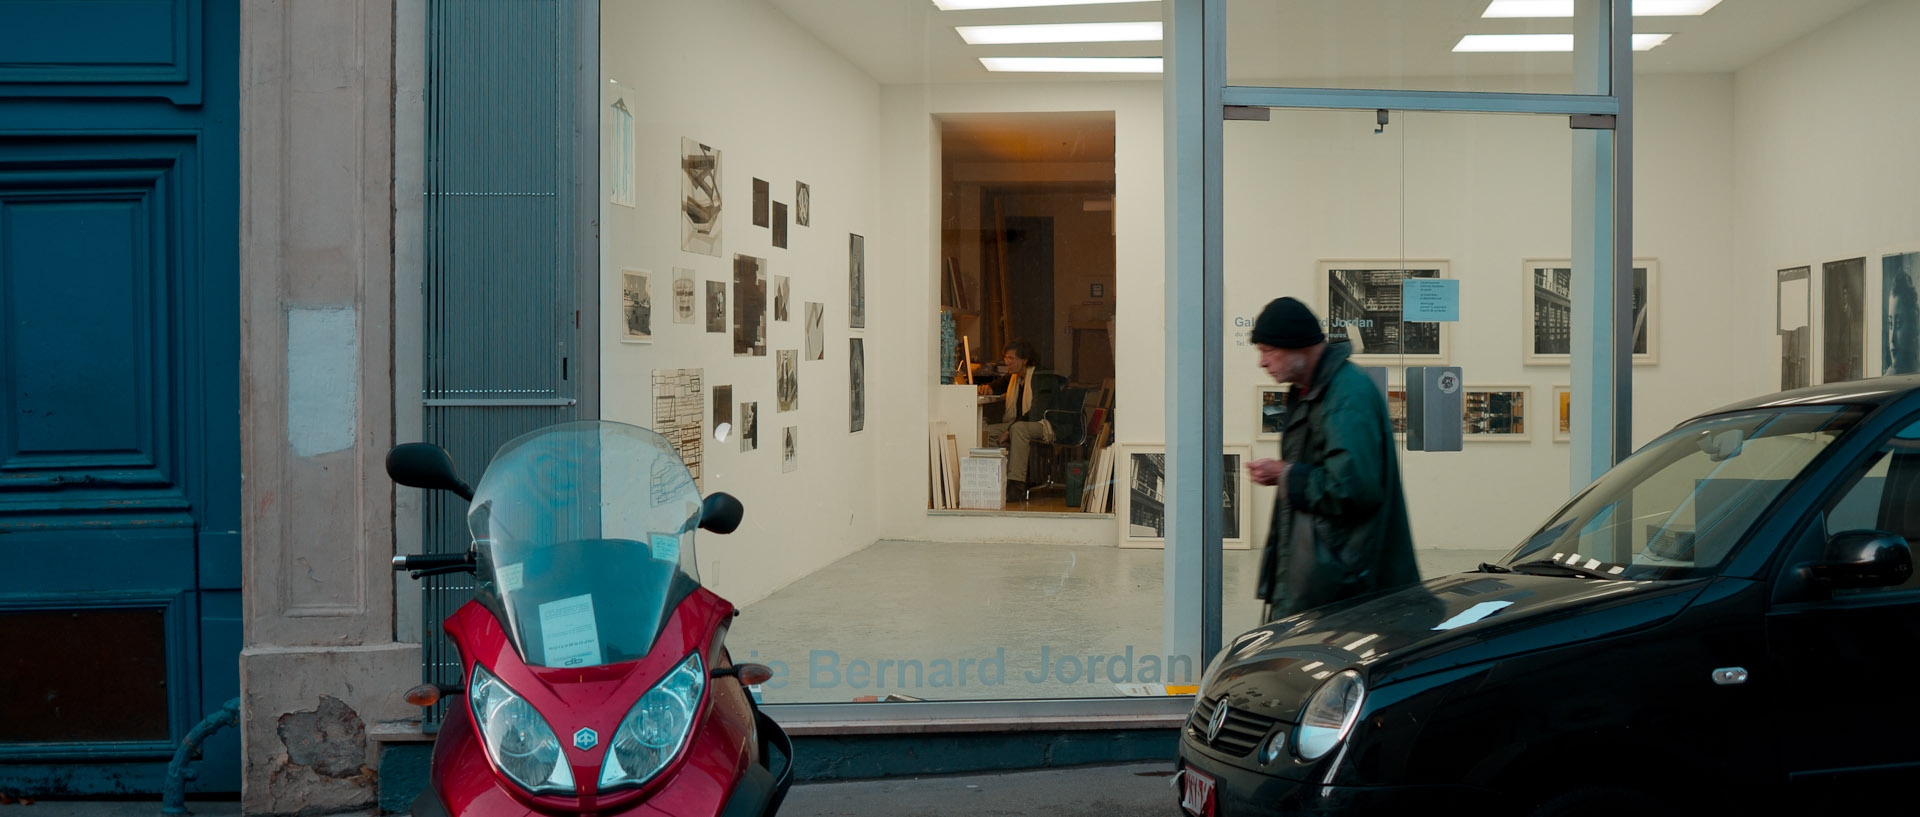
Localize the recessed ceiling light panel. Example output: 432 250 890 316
978 57 1163 73
957 22 1162 45
935 0 1157 10
1482 0 1721 17
1453 33 1671 52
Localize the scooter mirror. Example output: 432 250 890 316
700 492 744 534
386 443 474 502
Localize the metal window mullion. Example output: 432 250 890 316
1221 86 1619 117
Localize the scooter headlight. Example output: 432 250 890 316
468 664 575 794
598 652 706 791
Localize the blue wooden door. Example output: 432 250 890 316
0 0 240 795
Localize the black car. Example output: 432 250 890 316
1176 380 1920 817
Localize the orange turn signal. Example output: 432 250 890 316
404 683 443 707
733 663 774 685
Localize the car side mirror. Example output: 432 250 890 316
1806 530 1914 590
700 492 744 534
385 443 474 502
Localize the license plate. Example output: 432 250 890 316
1180 768 1216 817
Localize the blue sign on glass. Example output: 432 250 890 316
1402 279 1459 322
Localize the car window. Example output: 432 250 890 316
1820 418 1920 597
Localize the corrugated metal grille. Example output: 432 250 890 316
421 0 585 726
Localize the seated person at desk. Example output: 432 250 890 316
979 340 1057 500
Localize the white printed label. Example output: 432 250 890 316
496 562 525 593
538 594 602 668
651 533 681 563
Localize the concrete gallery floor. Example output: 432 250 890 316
730 540 1507 705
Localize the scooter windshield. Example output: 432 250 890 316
465 421 703 669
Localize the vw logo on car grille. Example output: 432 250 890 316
574 728 598 751
1206 703 1231 743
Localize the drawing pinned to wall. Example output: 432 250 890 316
1881 251 1920 375
733 254 767 357
752 177 770 228
774 276 791 322
651 368 705 489
739 402 758 452
608 98 634 208
1255 385 1287 441
706 280 726 334
673 267 696 324
782 426 798 473
1778 265 1811 388
621 269 652 343
850 338 865 433
680 138 721 256
776 349 799 412
796 181 810 226
805 302 824 360
713 385 732 437
773 202 788 249
1824 256 1866 383
1319 260 1449 364
849 233 866 329
1520 258 1659 365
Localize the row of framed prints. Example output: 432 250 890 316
1776 250 1920 388
1254 383 1576 443
1318 258 1658 366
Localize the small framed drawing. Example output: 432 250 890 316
1463 385 1532 441
1318 259 1450 365
1255 385 1288 441
1387 386 1407 438
1521 258 1660 365
1552 385 1571 443
1116 443 1253 550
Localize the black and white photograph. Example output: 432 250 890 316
733 254 767 357
796 181 810 226
705 280 726 333
621 269 652 343
713 385 732 437
739 401 758 452
680 137 721 257
1463 386 1530 441
1319 260 1448 363
673 267 696 324
1779 265 1811 389
752 177 769 228
1824 256 1866 383
1882 252 1920 376
805 302 824 360
651 368 705 488
1255 385 1287 441
774 275 790 321
776 349 799 412
1115 445 1251 548
850 338 865 433
849 233 866 329
1520 258 1659 365
772 201 788 249
782 426 798 473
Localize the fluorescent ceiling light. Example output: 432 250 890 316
1483 0 1722 17
935 0 1157 10
1453 33 1671 52
979 57 1163 73
957 22 1161 44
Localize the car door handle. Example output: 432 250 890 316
1712 667 1749 685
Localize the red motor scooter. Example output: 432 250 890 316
387 420 792 816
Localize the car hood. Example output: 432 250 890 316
1205 572 1707 722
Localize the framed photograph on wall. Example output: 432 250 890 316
1387 386 1407 438
1520 258 1660 365
1317 260 1450 365
1879 249 1920 376
1778 265 1812 389
1254 385 1288 441
1462 385 1531 442
1116 444 1252 550
1823 256 1868 383
1552 385 1571 443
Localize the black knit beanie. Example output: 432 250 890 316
1251 297 1326 349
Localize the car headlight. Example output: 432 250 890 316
1293 670 1365 761
469 664 575 794
598 652 706 791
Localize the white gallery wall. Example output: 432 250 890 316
601 0 882 607
1736 0 1920 394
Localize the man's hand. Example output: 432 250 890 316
1248 458 1290 487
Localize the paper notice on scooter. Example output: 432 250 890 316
539 594 603 668
650 533 680 563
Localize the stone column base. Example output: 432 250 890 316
239 643 422 816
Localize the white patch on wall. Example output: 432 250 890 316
287 306 359 457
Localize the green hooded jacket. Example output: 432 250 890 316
1256 338 1420 617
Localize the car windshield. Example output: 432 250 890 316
464 421 703 669
1504 406 1861 580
